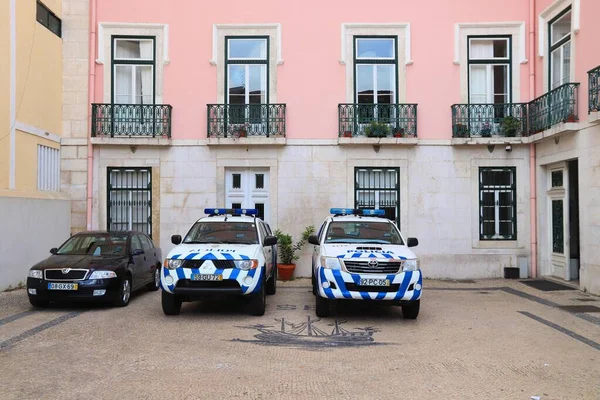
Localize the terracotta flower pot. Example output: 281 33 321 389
277 264 296 281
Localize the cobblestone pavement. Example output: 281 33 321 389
0 278 599 399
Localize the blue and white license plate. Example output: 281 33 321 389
191 274 223 281
48 282 79 291
359 278 390 287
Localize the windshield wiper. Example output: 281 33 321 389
183 240 227 244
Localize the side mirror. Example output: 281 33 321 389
407 237 419 247
131 249 144 256
263 236 278 246
50 248 58 254
171 235 182 245
308 235 320 245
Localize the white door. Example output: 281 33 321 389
547 164 571 280
225 169 270 223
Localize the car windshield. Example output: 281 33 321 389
56 234 128 256
183 222 259 245
324 221 404 245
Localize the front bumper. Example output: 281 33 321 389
316 267 422 301
160 264 264 296
26 277 121 302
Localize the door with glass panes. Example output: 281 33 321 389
225 169 270 223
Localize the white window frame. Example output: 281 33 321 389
548 9 572 90
467 37 511 104
112 38 155 105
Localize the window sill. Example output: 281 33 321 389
206 137 286 146
91 137 172 146
451 137 528 145
338 137 418 145
525 122 580 143
473 240 522 250
589 111 600 125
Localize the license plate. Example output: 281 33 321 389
191 274 223 281
359 278 390 287
47 282 79 291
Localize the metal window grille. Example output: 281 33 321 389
107 168 152 237
37 145 60 192
479 167 516 240
354 167 400 227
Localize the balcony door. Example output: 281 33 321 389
225 169 270 223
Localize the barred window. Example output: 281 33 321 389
107 168 152 237
354 167 400 227
479 167 516 240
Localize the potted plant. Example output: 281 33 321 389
453 123 469 138
232 124 248 138
364 121 391 138
480 123 492 137
564 113 577 123
500 116 521 137
274 225 315 280
393 127 405 138
342 130 353 138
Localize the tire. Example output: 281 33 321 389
113 277 132 307
402 300 420 319
249 281 266 316
266 265 277 295
161 290 182 315
29 298 48 308
311 268 316 295
315 294 330 318
147 267 160 291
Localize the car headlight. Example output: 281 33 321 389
320 256 342 270
89 270 118 279
234 259 259 270
166 259 183 269
28 270 43 279
403 259 418 271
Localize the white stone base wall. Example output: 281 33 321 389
81 142 532 280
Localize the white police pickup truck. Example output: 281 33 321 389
160 208 278 316
309 208 422 319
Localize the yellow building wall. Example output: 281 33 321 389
15 130 59 191
0 0 11 189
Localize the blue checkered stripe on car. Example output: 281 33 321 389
318 267 422 301
160 252 263 295
335 251 405 260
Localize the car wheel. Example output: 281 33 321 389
311 268 316 295
315 294 330 318
29 298 48 308
147 267 160 291
249 280 266 316
113 277 132 307
401 300 420 319
266 265 277 295
161 290 182 315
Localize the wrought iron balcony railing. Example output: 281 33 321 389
338 103 418 138
207 104 286 138
528 82 579 134
451 103 529 138
91 104 172 138
589 66 600 113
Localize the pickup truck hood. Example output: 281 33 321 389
321 244 416 260
167 243 261 261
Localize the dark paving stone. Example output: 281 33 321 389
519 280 576 291
557 305 600 313
574 298 598 302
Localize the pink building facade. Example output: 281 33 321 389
60 0 600 294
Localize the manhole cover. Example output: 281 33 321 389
557 305 600 313
519 280 576 291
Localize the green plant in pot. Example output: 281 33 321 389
274 225 315 280
364 121 391 138
500 116 521 137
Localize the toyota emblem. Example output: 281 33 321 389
367 260 378 268
62 268 71 274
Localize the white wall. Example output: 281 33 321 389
0 196 71 290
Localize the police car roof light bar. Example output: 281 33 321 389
204 208 259 217
233 208 259 216
330 208 385 217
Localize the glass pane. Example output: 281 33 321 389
232 202 242 209
377 65 395 104
36 4 48 25
135 66 153 104
551 11 571 45
356 39 394 59
357 65 374 103
470 65 488 103
493 40 507 58
469 39 509 60
228 39 267 59
492 65 508 103
115 40 153 60
255 174 264 189
228 65 246 97
255 203 265 221
552 171 563 187
552 200 564 253
551 48 562 89
562 42 571 85
115 65 133 104
48 14 60 36
249 65 266 103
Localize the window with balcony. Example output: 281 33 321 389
208 37 285 138
92 36 172 138
479 167 516 240
549 8 572 90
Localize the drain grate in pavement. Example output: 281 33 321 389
519 280 576 291
557 305 600 313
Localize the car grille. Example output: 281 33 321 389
44 269 88 281
345 283 400 292
343 260 402 274
181 260 235 269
